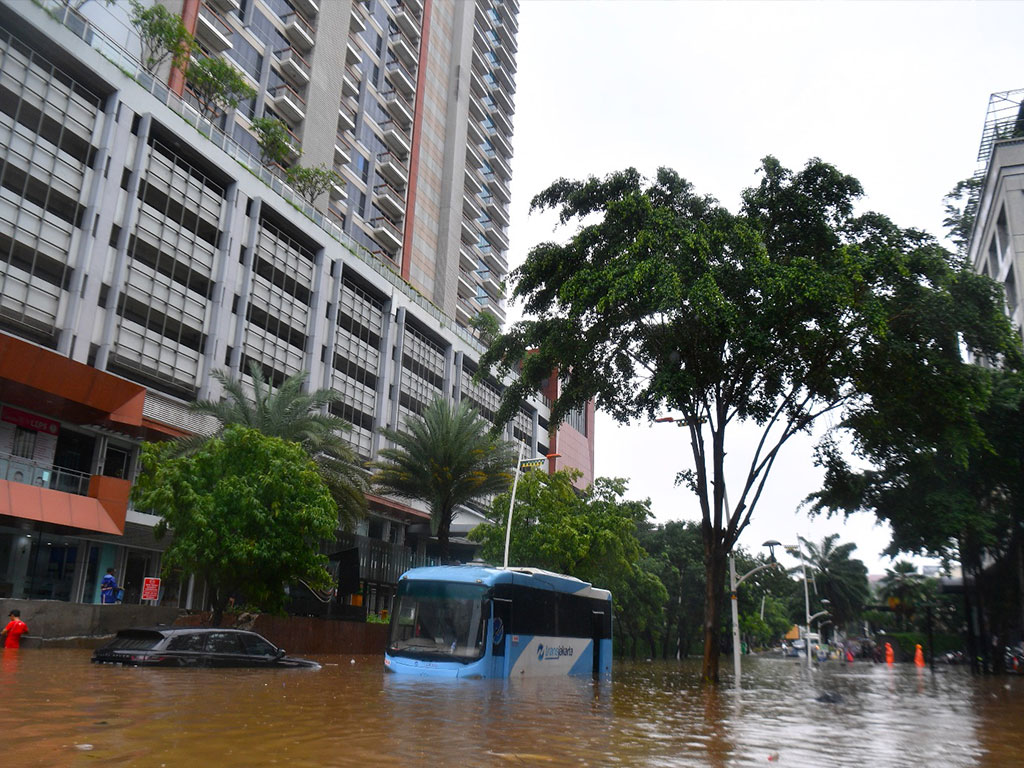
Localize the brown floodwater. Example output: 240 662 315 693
1 649 1022 767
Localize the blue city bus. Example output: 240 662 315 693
384 565 613 679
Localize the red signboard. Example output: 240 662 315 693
0 406 60 435
141 577 161 602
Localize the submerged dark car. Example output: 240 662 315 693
91 627 320 669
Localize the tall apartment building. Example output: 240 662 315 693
0 0 594 613
968 89 1024 333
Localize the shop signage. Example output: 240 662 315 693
0 406 60 435
141 577 161 601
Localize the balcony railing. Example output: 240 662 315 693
1 452 92 496
333 532 436 585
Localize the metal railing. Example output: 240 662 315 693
0 452 92 496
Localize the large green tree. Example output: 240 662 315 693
481 158 1018 683
186 362 367 530
372 398 516 562
470 470 667 657
133 426 337 626
795 534 870 633
877 561 928 631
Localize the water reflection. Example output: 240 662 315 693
2 651 1022 766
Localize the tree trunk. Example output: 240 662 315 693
700 548 727 683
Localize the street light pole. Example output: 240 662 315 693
730 540 781 689
502 442 525 570
502 446 559 570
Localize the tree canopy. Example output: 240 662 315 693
372 398 515 561
481 157 1019 683
794 534 870 632
133 426 337 625
186 361 367 530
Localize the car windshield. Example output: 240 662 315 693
388 580 487 662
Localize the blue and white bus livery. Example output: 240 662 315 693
384 565 612 679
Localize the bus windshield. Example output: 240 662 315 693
388 580 488 663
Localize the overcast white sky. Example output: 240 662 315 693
504 0 1024 573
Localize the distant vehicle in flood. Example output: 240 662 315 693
384 564 613 679
91 627 320 669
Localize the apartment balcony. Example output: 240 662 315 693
386 58 416 97
503 7 519 35
455 296 475 327
465 142 483 169
468 94 486 122
487 199 510 228
402 0 423 17
462 191 481 220
274 47 311 88
329 176 346 200
268 84 306 124
478 243 506 274
466 117 484 146
485 222 509 251
388 31 418 69
491 107 513 136
463 168 482 195
342 65 361 98
346 40 362 66
381 89 413 129
491 129 512 159
380 119 411 157
459 244 478 272
349 3 367 33
496 40 516 73
283 13 315 52
470 47 486 75
492 85 514 115
291 0 319 19
334 134 352 165
494 63 515 94
479 270 502 300
196 3 233 52
338 107 356 133
469 69 486 98
371 216 403 252
374 181 406 218
207 0 240 13
393 3 421 41
497 24 517 54
457 269 476 299
490 151 512 180
460 218 478 245
376 151 409 188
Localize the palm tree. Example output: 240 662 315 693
878 560 927 630
372 398 516 562
185 361 367 529
796 534 870 633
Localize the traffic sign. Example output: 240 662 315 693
141 577 161 602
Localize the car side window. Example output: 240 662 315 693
166 633 206 652
206 632 244 654
239 634 277 656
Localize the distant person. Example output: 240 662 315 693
1 610 28 648
12 471 23 482
101 568 118 604
885 641 895 665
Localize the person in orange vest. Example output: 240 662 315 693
914 644 926 667
885 641 894 664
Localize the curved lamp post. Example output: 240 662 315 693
784 543 832 671
502 446 560 569
731 540 783 688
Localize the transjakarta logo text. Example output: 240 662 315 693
536 644 574 661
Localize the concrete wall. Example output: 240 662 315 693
1 600 390 655
0 599 180 647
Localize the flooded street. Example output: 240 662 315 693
2 649 1022 767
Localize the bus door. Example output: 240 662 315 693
491 597 512 677
592 609 607 677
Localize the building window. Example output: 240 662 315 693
12 427 36 459
565 406 587 437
